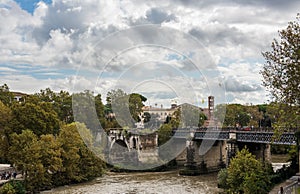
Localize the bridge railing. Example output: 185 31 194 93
105 127 297 133
192 126 297 133
171 127 297 145
278 181 299 194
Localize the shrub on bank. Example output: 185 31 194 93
0 180 25 194
217 148 271 194
0 183 15 194
218 149 298 194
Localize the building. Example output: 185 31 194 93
11 92 28 102
141 105 177 122
141 96 216 127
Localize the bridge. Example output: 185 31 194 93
104 127 299 171
172 127 298 171
174 127 297 145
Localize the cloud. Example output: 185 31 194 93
172 0 300 10
130 7 177 25
1 0 300 105
224 77 263 92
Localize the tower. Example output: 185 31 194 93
171 99 178 109
208 96 214 120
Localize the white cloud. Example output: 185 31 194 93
1 0 299 105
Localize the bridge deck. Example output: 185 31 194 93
173 128 297 145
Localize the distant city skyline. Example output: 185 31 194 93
1 0 300 106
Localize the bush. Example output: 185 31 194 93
0 183 15 194
10 180 25 194
217 168 228 189
226 148 271 194
0 180 26 194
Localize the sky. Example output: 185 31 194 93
0 0 299 107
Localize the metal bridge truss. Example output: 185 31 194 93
173 129 297 145
193 131 229 140
236 131 297 145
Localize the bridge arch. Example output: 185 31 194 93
110 138 130 152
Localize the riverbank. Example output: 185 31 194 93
269 174 300 194
268 154 299 193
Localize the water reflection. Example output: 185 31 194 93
42 171 221 194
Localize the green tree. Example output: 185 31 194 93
245 105 263 127
157 123 173 146
38 134 63 188
9 181 25 194
8 130 43 191
56 123 83 184
11 102 59 136
72 90 102 133
32 88 73 123
129 93 145 122
77 142 105 181
75 122 105 181
265 102 299 129
105 89 146 128
55 123 104 185
0 101 13 162
226 148 271 194
53 90 73 123
217 104 251 127
0 182 16 194
199 112 207 127
261 13 300 106
170 108 181 128
105 89 126 118
95 94 106 128
0 84 14 106
217 168 228 189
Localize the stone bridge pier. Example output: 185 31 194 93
176 139 272 171
227 130 272 164
176 140 227 170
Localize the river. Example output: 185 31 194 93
42 171 221 194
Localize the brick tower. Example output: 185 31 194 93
208 96 214 120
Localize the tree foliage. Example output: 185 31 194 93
180 103 204 127
157 123 173 146
32 88 74 123
0 182 16 194
6 123 105 191
11 102 60 136
265 102 299 129
261 13 300 106
225 148 271 194
0 84 14 106
55 123 104 185
104 89 146 128
215 104 256 127
8 130 43 191
0 85 107 192
0 101 13 162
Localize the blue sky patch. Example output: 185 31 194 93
14 0 52 14
0 63 77 79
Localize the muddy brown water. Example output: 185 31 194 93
42 171 221 194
